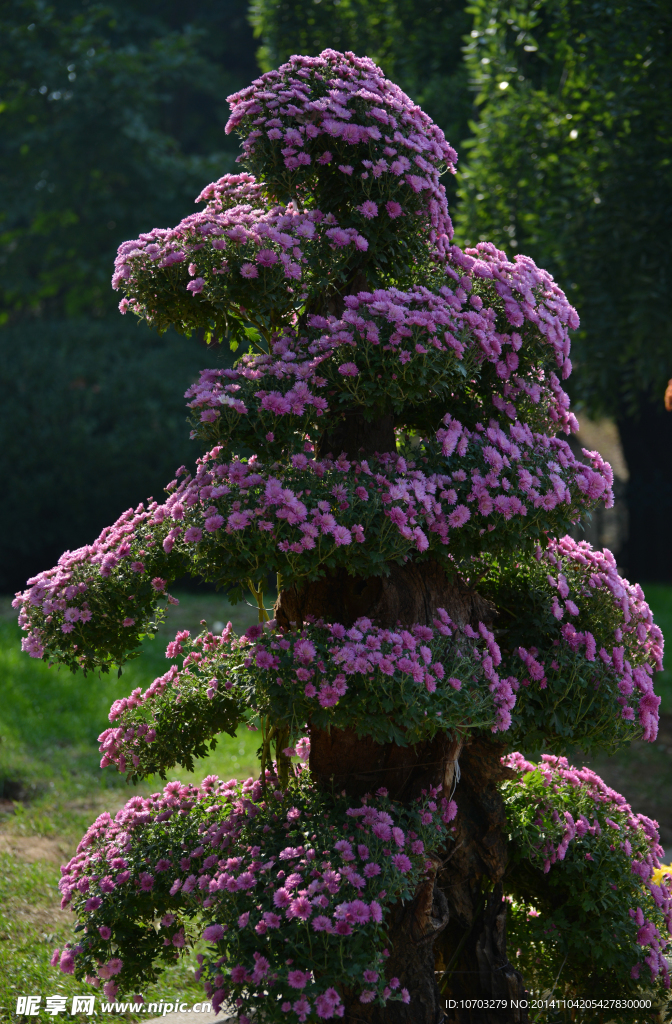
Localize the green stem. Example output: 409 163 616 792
275 726 291 791
259 715 268 794
247 579 270 623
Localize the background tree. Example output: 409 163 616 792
15 51 671 1021
0 0 257 590
453 0 672 582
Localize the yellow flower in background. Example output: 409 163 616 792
652 864 672 886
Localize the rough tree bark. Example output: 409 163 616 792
272 412 530 1024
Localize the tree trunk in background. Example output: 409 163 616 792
274 403 529 1021
618 400 672 583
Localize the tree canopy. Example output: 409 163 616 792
0 0 257 319
454 0 672 416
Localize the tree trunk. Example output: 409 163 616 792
435 741 529 1022
617 400 672 583
274 555 528 1022
272 412 529 1021
274 560 496 635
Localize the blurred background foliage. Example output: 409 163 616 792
1 0 671 589
1 0 256 318
0 0 257 589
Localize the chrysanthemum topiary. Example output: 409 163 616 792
15 50 670 1023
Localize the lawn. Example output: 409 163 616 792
0 581 671 1021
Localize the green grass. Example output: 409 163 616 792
0 852 209 1022
0 591 266 819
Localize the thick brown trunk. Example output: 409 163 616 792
309 728 461 803
435 741 529 1021
274 560 496 633
273 415 527 1022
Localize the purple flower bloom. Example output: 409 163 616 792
59 950 76 974
340 899 370 923
372 822 391 841
332 526 352 546
256 248 279 266
292 998 311 1021
231 965 247 984
315 989 342 1018
358 200 378 219
338 362 359 376
287 969 310 989
288 896 312 920
227 510 252 531
448 505 471 528
274 887 292 908
308 909 332 933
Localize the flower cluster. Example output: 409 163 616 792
185 331 331 461
304 286 474 418
503 753 672 1003
97 612 517 782
472 535 663 753
186 253 583 463
13 488 186 671
443 242 580 434
418 415 613 560
304 263 578 434
15 432 615 674
226 50 456 266
54 771 455 1019
112 177 368 339
235 611 517 739
98 623 248 780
